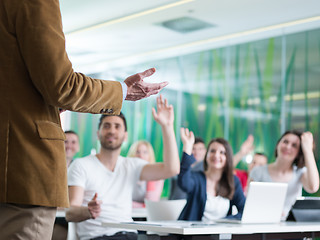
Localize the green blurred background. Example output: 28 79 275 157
65 28 320 198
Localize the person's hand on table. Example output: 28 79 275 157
88 193 102 219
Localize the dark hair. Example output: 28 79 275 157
203 138 235 199
194 137 205 145
64 130 78 136
254 152 267 158
98 112 127 131
274 130 304 168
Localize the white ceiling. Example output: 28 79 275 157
60 0 320 74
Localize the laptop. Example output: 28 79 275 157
287 197 320 222
216 182 288 224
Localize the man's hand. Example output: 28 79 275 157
88 193 102 219
124 68 168 101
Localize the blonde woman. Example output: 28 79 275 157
128 141 164 208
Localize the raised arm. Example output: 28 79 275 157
177 128 198 192
65 186 102 222
180 127 195 155
140 95 180 181
233 135 254 167
300 132 319 193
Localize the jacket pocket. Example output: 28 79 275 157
35 121 66 140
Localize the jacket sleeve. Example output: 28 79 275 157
177 152 196 193
15 0 122 114
227 175 246 219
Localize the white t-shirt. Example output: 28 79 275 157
68 154 148 240
202 194 230 221
132 180 147 202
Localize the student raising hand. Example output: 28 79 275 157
180 128 195 155
152 95 174 127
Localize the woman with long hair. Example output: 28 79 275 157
249 130 319 219
178 128 245 221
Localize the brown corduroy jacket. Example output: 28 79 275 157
0 0 123 207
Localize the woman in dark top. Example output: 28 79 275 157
178 128 245 221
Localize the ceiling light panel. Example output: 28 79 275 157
158 16 215 33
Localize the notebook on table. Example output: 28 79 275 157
216 182 288 224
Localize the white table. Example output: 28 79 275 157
102 220 320 239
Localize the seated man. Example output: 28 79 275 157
64 130 80 167
234 152 268 193
66 96 179 240
233 135 268 192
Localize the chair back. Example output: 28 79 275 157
67 222 79 240
145 199 186 221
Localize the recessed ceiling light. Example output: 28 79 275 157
158 17 215 33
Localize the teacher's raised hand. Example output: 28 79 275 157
124 68 168 101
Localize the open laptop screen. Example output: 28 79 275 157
240 182 288 224
216 182 288 224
